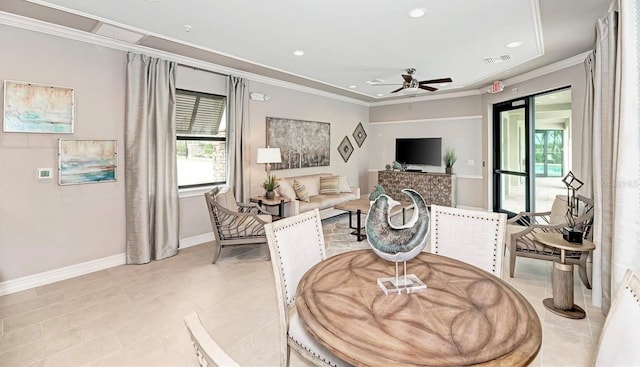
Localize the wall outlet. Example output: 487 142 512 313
467 160 475 166
37 168 52 179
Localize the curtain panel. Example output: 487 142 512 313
125 53 179 264
583 0 640 312
227 76 251 202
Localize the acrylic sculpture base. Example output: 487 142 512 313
377 261 427 295
377 274 427 295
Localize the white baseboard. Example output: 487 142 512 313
180 232 214 249
0 233 215 296
0 253 126 297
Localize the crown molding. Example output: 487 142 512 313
370 90 482 107
499 51 591 89
0 11 370 107
370 115 482 125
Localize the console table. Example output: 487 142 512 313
378 170 456 207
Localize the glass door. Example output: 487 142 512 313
493 99 531 217
493 88 572 216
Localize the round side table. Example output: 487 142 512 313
534 233 595 319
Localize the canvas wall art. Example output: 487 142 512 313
58 139 117 185
266 117 330 170
3 80 74 133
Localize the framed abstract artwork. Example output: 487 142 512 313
338 136 354 162
3 80 74 133
266 117 330 170
58 139 117 185
352 122 367 147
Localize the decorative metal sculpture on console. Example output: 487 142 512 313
562 171 584 243
366 189 430 294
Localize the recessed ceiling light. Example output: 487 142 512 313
184 24 192 32
349 85 357 89
408 8 426 18
507 41 523 48
293 50 305 56
376 94 385 97
439 83 449 87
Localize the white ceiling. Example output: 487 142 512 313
4 0 611 102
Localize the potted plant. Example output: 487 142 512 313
443 148 457 174
261 175 280 199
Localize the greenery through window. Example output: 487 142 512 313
176 89 227 188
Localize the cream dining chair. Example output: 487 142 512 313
183 312 240 367
430 205 508 277
593 270 640 366
264 209 350 367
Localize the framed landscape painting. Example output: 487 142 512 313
266 117 330 170
58 139 117 185
3 80 74 133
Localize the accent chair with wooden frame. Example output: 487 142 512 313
264 209 350 367
204 187 272 264
430 205 508 277
506 194 594 288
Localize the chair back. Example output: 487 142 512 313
430 205 507 277
593 270 640 366
184 312 240 367
265 209 326 309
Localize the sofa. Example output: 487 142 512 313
276 173 360 219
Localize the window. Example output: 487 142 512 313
176 89 227 188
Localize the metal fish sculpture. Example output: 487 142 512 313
365 189 430 262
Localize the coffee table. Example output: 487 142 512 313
334 196 413 241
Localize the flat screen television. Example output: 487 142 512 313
395 138 442 166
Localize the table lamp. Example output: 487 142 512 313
256 147 282 179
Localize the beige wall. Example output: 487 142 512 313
0 25 126 281
0 25 370 284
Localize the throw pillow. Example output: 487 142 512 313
277 180 296 200
293 179 310 202
337 175 352 193
319 176 340 195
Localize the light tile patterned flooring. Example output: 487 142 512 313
0 215 604 366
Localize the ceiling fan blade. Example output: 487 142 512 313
419 77 453 85
401 74 412 83
391 86 405 93
419 85 438 92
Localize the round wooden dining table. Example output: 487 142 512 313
296 250 542 367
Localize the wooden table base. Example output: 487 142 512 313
543 261 586 319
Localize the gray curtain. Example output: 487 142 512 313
227 76 251 202
582 1 640 312
125 53 179 264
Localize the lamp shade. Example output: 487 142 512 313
256 148 282 164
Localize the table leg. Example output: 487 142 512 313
543 260 586 319
278 199 284 217
356 209 365 241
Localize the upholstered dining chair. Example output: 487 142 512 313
184 312 240 367
264 209 350 367
430 205 507 277
506 194 594 288
593 270 640 366
204 187 272 263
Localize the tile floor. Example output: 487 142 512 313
0 214 604 366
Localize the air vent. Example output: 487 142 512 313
482 55 512 64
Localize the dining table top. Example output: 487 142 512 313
296 249 542 367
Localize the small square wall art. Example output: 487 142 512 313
338 136 354 162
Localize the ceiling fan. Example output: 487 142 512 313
373 68 453 93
